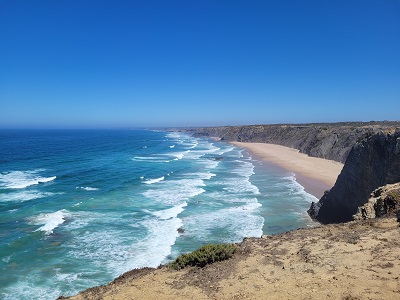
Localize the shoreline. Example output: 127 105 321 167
231 142 344 198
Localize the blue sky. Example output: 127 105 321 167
1 1 399 128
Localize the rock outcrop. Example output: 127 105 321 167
353 183 400 221
184 122 400 163
308 131 400 224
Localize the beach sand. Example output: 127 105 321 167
231 142 344 198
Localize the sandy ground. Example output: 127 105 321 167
64 217 400 300
231 142 344 198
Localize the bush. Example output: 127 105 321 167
169 243 237 270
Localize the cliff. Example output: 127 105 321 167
308 131 400 224
185 122 400 163
63 217 400 300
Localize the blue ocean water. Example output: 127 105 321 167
0 130 316 299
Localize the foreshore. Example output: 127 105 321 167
231 142 344 198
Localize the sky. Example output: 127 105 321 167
1 0 399 128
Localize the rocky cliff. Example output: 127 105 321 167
353 183 400 221
308 130 400 224
185 122 399 163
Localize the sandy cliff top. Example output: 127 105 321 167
65 217 400 300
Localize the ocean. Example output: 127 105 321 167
0 129 316 299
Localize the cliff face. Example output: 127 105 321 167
186 122 399 163
308 131 400 224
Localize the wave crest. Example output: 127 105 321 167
30 209 69 235
144 176 165 185
0 170 56 189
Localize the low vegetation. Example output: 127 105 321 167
169 243 237 270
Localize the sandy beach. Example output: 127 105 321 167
231 142 344 198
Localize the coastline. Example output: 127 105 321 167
231 142 344 198
67 217 400 300
65 133 400 300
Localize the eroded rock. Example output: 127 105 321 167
354 183 400 220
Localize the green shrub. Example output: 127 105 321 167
169 243 237 270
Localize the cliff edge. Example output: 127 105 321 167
63 217 400 300
308 130 400 224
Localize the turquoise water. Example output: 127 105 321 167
0 130 316 299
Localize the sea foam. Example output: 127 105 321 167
148 202 187 220
143 178 206 205
144 176 165 185
0 170 56 189
282 174 318 203
169 150 189 160
184 202 263 242
30 210 69 235
0 190 54 202
165 132 181 139
66 208 184 277
76 186 99 191
223 177 260 195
